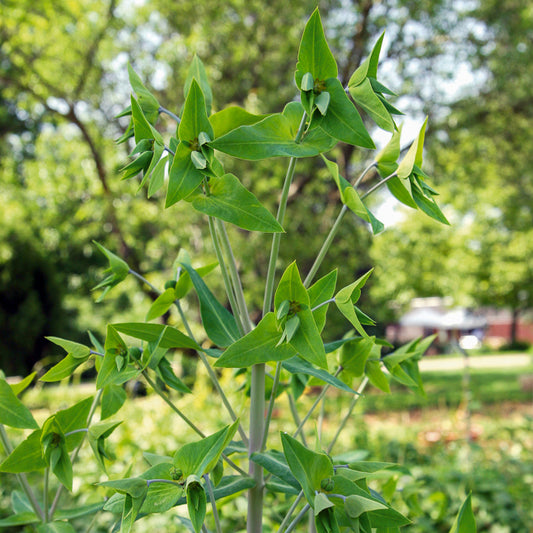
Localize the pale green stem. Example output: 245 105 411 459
247 362 266 533
208 216 244 334
0 424 46 522
142 370 205 437
215 219 254 332
50 389 103 517
143 365 246 475
43 468 50 522
204 474 223 533
353 161 377 189
360 171 398 200
284 503 311 533
276 492 304 533
129 269 159 293
293 367 342 439
159 106 181 123
260 362 282 451
303 169 397 288
174 299 248 447
327 376 369 454
288 393 307 447
262 112 307 317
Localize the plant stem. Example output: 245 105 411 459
128 269 160 293
142 370 205 437
293 367 342 439
159 106 181 123
327 376 369 454
284 503 311 533
204 474 223 533
0 424 46 521
215 219 254 332
50 389 103 517
247 362 266 533
353 161 377 189
174 300 249 447
303 168 396 288
276 492 304 533
262 112 307 317
260 362 282 451
43 468 50 522
208 216 244 334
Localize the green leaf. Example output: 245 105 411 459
101 384 127 419
40 354 85 382
322 156 382 232
156 357 192 394
9 372 36 396
96 326 139 390
250 450 300 490
127 63 159 122
41 417 73 491
147 154 168 198
396 118 428 179
178 79 214 143
315 492 335 515
349 78 395 132
334 270 374 338
184 55 213 116
345 494 388 518
282 357 354 393
192 173 283 232
209 106 269 138
210 112 324 160
179 263 240 347
275 262 309 309
349 32 385 87
55 397 93 451
340 337 376 377
112 322 200 350
376 126 402 177
166 142 205 207
92 241 130 301
294 8 338 90
146 288 176 321
53 502 105 521
315 507 340 533
281 433 334 504
308 270 337 333
411 177 450 225
186 476 206 533
291 308 327 369
0 430 45 473
130 96 164 146
315 78 374 149
0 378 39 429
173 421 239 477
45 337 90 359
88 420 122 472
37 522 76 533
215 313 296 368
173 260 217 300
365 359 390 393
0 512 39 527
449 493 476 533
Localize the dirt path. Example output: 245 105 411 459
419 353 532 372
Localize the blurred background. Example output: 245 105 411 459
0 2 532 531
1 0 531 375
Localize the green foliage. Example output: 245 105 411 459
0 6 484 533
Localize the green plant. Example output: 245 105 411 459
0 9 475 533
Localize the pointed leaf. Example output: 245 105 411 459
349 78 394 132
156 357 192 394
184 55 213 116
295 9 338 89
209 106 269 138
192 173 283 232
215 313 296 368
179 79 213 143
308 270 337 332
101 384 127 419
396 118 427 179
0 429 45 473
179 263 240 347
146 288 176 321
282 357 354 393
166 142 205 207
0 378 38 429
315 78 374 149
250 450 300 490
112 322 199 350
45 337 90 359
449 493 476 533
349 33 385 87
41 354 85 382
